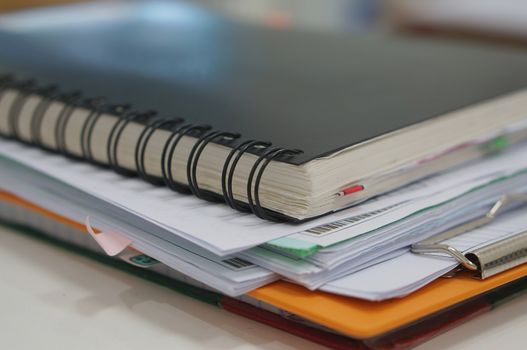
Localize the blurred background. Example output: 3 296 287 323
1 0 527 47
0 0 82 13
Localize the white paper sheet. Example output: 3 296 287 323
0 162 277 296
321 206 527 301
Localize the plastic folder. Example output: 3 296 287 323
250 263 527 339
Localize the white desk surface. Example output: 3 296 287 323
1 223 527 350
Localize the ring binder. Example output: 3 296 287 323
0 76 305 222
412 193 527 278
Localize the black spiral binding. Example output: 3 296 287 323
59 96 105 160
0 75 14 138
54 90 83 157
221 140 271 211
0 76 304 222
247 147 304 221
134 116 184 185
31 88 80 152
80 102 131 166
30 85 60 148
187 130 241 201
161 124 212 194
6 79 37 140
107 109 157 176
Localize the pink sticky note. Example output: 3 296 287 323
85 216 132 256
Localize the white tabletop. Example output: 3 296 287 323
1 224 527 350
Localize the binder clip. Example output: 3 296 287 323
412 193 527 279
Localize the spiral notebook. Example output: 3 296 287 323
2 1 527 222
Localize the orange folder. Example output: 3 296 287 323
249 265 527 339
3 190 527 339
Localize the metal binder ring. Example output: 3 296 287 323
55 91 82 156
7 79 36 140
81 103 130 164
187 130 241 200
221 140 272 211
411 193 527 273
247 147 303 221
134 117 184 185
106 110 156 176
161 124 211 193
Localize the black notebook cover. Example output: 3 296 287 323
1 1 527 164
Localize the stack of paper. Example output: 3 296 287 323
4 188 527 348
4 134 527 348
3 144 527 348
3 137 527 297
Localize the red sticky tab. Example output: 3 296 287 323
340 185 365 196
